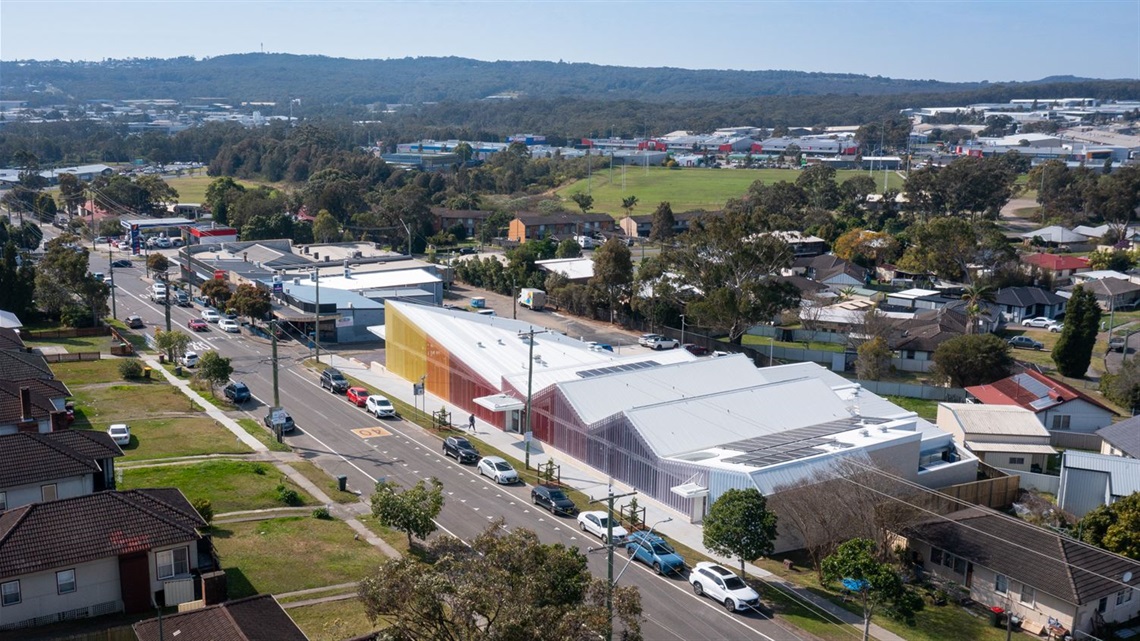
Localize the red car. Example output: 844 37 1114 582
346 387 370 407
188 318 208 332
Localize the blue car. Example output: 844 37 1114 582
625 531 685 575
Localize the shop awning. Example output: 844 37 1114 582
473 393 525 412
670 482 709 499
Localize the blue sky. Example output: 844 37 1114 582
2 1 1137 82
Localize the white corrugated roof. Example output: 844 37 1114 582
503 348 694 401
536 258 595 281
317 269 440 291
941 404 1051 438
1063 451 1140 497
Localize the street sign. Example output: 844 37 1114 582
272 282 283 294
269 407 287 425
524 430 533 443
213 269 226 280
413 383 424 396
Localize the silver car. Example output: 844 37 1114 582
477 456 519 484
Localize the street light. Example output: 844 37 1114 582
518 326 549 470
608 516 673 640
680 314 686 346
588 486 637 641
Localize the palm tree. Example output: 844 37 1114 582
961 283 996 334
621 195 639 217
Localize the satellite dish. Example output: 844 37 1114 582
1125 571 1134 583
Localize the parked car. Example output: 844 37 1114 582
264 409 295 433
647 336 680 350
638 333 666 347
320 368 349 393
125 315 144 329
180 351 199 368
682 343 709 356
202 309 221 323
91 272 105 282
107 423 131 446
346 386 370 407
224 381 251 403
443 436 480 463
219 318 240 333
111 259 133 268
174 291 191 307
477 456 520 484
531 485 576 515
1050 323 1064 333
625 531 685 575
155 237 172 249
365 394 396 418
1022 317 1058 328
188 318 208 332
690 562 761 613
586 341 614 352
577 510 628 544
1008 335 1044 350
1110 337 1128 353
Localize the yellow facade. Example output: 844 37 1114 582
384 304 452 400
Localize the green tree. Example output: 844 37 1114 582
621 195 639 217
358 522 642 641
1079 493 1140 560
895 217 977 281
570 192 594 214
702 488 778 578
146 253 169 278
229 283 271 324
197 351 233 395
453 142 474 163
1086 249 1134 272
155 330 191 363
795 164 840 210
0 241 35 319
369 478 445 548
856 336 892 381
822 539 923 640
649 201 675 243
97 217 123 238
930 334 1014 387
589 237 634 321
35 235 107 321
199 279 232 309
1101 357 1140 411
555 237 582 259
204 176 247 226
1052 285 1101 378
57 173 87 216
312 209 340 243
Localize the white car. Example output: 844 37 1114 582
107 423 131 447
365 394 396 418
638 333 665 347
477 456 519 484
219 318 240 333
690 562 761 613
577 510 628 544
202 309 221 323
181 351 199 368
1021 317 1057 328
647 336 679 350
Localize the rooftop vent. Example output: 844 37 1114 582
477 341 484 348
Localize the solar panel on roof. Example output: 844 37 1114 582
719 418 874 467
1012 373 1050 399
1029 397 1059 410
576 360 661 379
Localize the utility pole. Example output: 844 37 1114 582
311 267 321 363
182 242 193 299
589 487 637 641
109 246 117 320
680 314 686 346
519 326 549 470
271 319 281 442
163 274 171 332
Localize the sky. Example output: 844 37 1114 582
2 0 1138 83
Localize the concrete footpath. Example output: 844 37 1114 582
320 353 906 641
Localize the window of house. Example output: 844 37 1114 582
995 574 1008 594
1117 589 1134 606
1052 415 1071 430
41 484 57 501
1009 457 1025 465
930 548 942 565
1020 585 1036 606
156 547 189 579
1099 597 1108 613
56 569 75 594
1 581 19 606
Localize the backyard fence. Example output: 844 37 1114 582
25 326 111 339
936 474 1021 510
1049 431 1103 451
40 351 102 363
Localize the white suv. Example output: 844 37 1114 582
150 284 168 303
690 562 761 613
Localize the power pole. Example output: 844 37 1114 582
109 246 117 320
589 487 637 641
163 275 171 332
271 319 281 442
518 326 549 470
311 267 321 363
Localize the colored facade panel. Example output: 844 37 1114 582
384 305 428 383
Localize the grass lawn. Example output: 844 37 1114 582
740 333 846 353
25 333 120 353
286 598 380 641
355 515 411 557
98 416 253 460
885 396 940 420
214 516 389 598
238 418 292 452
70 382 193 426
52 358 135 385
553 166 905 214
288 461 361 504
162 175 261 203
119 460 315 513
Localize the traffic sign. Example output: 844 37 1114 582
272 282 283 294
269 407 287 425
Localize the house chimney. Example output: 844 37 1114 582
19 386 32 421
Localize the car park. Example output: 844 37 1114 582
218 318 240 333
365 394 396 418
320 368 349 393
108 423 131 446
625 531 685 575
202 309 221 323
224 382 251 403
646 336 680 350
690 562 761 613
346 386 370 407
531 485 576 515
1008 336 1044 350
126 315 144 329
682 343 709 356
477 456 520 484
188 318 208 331
443 436 480 463
577 510 628 544
180 351 199 368
1022 317 1058 328
264 409 295 433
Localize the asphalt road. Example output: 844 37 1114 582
93 248 801 641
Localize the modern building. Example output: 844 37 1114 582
376 301 977 542
935 404 1057 473
966 370 1117 434
1058 450 1140 518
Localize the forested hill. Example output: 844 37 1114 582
0 53 1115 105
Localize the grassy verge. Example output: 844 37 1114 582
119 460 316 513
214 516 389 598
99 416 253 460
25 333 117 353
288 461 361 504
70 382 193 423
355 515 412 557
277 585 358 604
885 396 940 420
740 334 847 353
286 598 380 641
238 418 292 452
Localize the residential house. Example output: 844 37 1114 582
776 275 829 298
132 594 309 641
1097 418 1140 458
875 263 926 286
0 349 56 383
993 287 1067 323
0 328 26 352
789 254 868 289
0 431 123 510
1071 269 1134 286
1021 225 1093 250
618 210 714 238
0 489 212 631
430 208 498 239
893 308 990 373
905 507 1140 637
508 212 615 242
0 311 22 330
1074 277 1140 311
1020 253 1091 286
0 382 66 435
965 370 1117 434
763 231 828 258
935 403 1057 473
1058 450 1140 518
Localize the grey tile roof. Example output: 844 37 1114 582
792 254 868 283
40 429 123 461
133 594 309 641
907 507 1140 605
0 380 58 423
1081 277 1140 296
0 328 26 352
993 286 1066 307
0 432 111 488
0 489 204 578
0 350 54 382
1097 417 1140 458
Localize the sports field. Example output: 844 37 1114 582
554 166 906 215
162 175 264 203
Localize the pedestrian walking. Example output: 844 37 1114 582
468 414 476 433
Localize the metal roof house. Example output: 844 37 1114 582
966 370 1117 434
377 300 977 545
935 403 1057 474
1058 450 1140 518
1098 417 1140 459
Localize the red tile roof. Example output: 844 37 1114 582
966 369 1116 416
1021 253 1090 271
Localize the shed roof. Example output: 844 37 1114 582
1020 226 1088 244
938 403 1052 438
1096 417 1140 458
1062 450 1140 497
315 269 440 292
536 257 595 281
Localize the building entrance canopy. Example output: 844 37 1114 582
473 394 525 412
